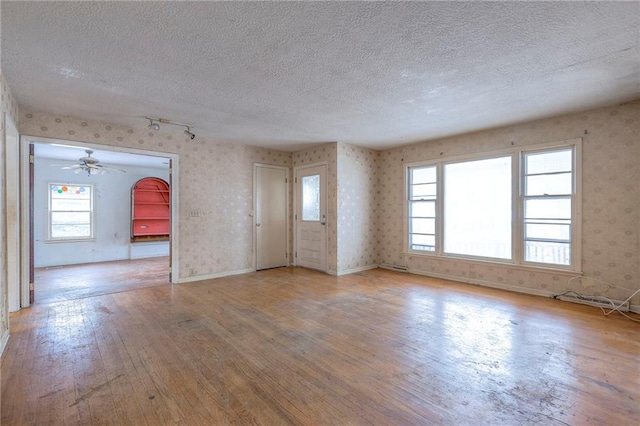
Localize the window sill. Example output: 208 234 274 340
45 238 96 244
402 251 582 276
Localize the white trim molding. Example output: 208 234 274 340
332 264 379 276
0 329 9 356
20 135 180 310
178 267 254 284
404 138 582 273
407 267 556 298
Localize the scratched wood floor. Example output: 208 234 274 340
2 267 639 425
34 257 170 305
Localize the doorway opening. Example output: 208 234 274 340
18 137 178 307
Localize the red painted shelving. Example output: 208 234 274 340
131 177 170 242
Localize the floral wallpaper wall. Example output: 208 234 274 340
337 143 379 273
378 101 640 305
7 84 640 314
292 143 338 273
19 108 292 280
1 70 20 351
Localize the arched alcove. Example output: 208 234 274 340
131 177 170 242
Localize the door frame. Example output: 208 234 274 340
293 161 328 271
19 135 180 308
4 114 20 311
253 163 290 270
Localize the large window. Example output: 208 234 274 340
406 141 579 269
444 156 512 259
48 183 94 241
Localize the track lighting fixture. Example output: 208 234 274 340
144 116 196 140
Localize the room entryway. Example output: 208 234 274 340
14 137 178 310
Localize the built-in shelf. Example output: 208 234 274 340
132 177 170 242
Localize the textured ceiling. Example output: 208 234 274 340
2 2 639 151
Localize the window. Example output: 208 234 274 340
302 174 320 221
48 183 94 241
444 156 512 259
406 140 580 270
522 148 573 266
408 165 436 251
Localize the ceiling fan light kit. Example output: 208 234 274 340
145 116 195 140
56 149 126 176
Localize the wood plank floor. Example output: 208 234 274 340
2 267 639 425
34 257 170 305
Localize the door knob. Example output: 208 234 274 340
256 223 261 227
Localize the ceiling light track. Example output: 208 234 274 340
145 117 196 140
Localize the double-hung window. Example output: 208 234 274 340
522 148 574 266
408 165 437 251
406 140 580 270
48 183 94 241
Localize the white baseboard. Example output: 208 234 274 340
379 263 409 271
395 267 640 316
555 294 630 311
178 267 254 284
131 252 170 260
407 267 557 298
130 241 170 259
0 329 9 357
334 264 379 276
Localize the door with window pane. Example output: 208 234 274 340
295 164 327 271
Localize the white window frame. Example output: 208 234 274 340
47 182 95 242
408 163 438 252
404 138 582 272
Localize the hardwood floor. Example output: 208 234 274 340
34 257 170 305
2 267 639 425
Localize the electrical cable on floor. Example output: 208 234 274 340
555 277 640 323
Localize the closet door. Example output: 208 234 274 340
255 165 288 270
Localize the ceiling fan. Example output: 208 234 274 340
54 149 126 176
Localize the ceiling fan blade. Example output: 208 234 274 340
53 150 126 175
102 166 126 173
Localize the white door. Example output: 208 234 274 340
255 165 288 270
295 164 327 271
